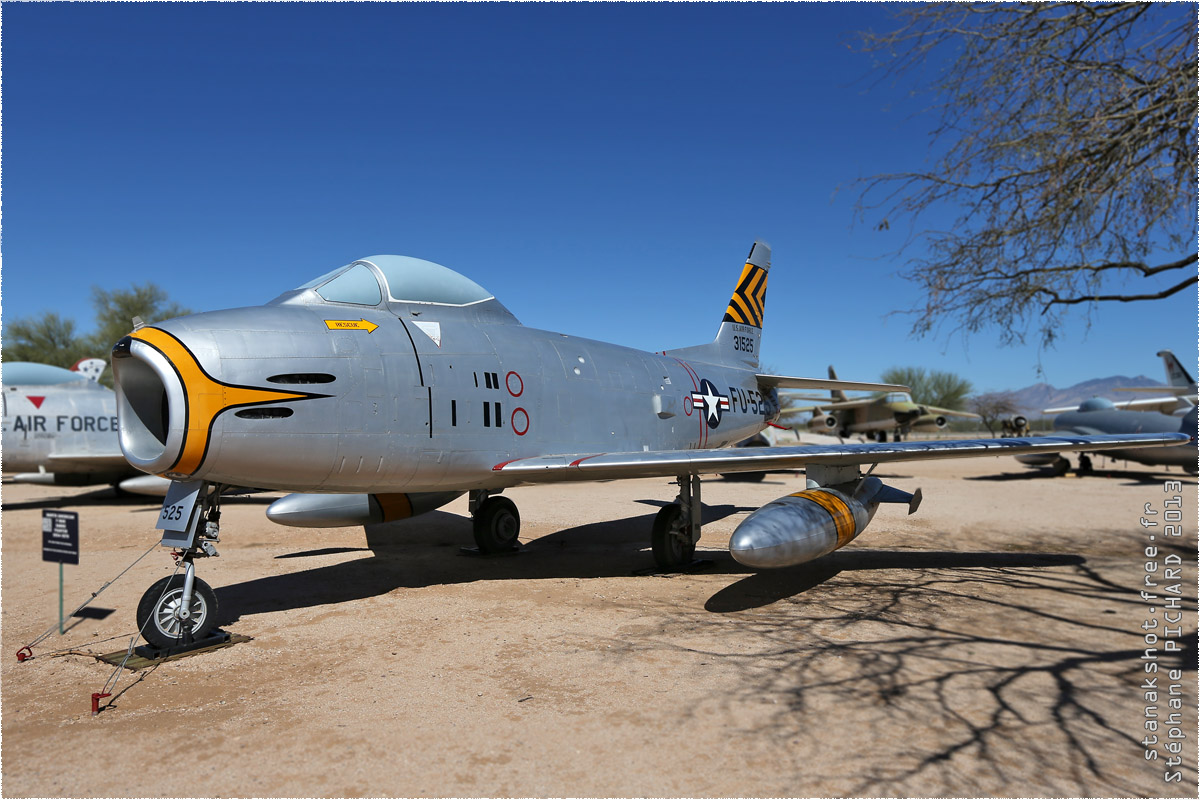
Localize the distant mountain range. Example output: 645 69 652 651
1007 375 1166 417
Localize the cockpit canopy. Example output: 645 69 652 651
294 255 495 307
2 362 91 386
1078 397 1117 412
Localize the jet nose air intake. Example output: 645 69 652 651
112 332 188 475
112 327 317 479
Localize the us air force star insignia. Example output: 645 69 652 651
691 379 731 428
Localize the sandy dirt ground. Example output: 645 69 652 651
2 456 1196 797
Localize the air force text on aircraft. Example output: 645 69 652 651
3 414 121 438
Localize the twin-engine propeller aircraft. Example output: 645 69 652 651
110 241 1187 649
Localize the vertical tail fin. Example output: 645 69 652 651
722 241 770 330
827 365 849 403
1159 349 1196 390
665 240 770 368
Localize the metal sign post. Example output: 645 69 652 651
42 510 80 634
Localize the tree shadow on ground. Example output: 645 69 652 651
607 550 1198 795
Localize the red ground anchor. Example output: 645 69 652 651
16 647 32 662
91 692 112 716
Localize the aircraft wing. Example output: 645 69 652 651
923 405 982 419
1043 396 1194 415
47 452 131 469
757 374 907 393
1114 386 1193 396
783 397 879 412
778 405 822 416
492 433 1188 483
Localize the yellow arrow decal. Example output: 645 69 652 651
324 319 379 333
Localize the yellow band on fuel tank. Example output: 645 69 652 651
790 489 856 547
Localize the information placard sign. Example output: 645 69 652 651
42 510 80 565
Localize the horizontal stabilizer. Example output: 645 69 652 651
758 374 909 393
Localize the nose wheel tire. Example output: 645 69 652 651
472 496 521 553
651 503 695 569
136 575 219 650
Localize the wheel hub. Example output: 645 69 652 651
155 589 205 637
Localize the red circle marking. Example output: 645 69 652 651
684 396 694 416
511 408 529 436
506 371 524 397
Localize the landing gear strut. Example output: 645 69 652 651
651 475 702 570
138 482 224 651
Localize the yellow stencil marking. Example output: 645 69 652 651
131 327 316 476
790 489 856 546
324 319 379 333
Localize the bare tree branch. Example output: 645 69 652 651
854 2 1197 347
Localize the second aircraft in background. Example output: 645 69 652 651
782 365 980 441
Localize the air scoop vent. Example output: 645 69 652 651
236 407 294 420
267 373 336 385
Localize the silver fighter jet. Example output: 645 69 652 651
110 242 1187 649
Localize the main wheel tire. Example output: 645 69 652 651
472 496 521 553
651 503 695 570
136 575 218 650
1052 456 1071 477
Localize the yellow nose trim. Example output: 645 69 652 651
131 327 326 477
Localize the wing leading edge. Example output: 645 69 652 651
492 433 1189 484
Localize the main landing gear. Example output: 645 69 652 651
138 482 224 651
469 478 705 570
651 475 703 571
469 491 521 553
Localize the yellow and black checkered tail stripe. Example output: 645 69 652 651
722 262 768 328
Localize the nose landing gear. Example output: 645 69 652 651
137 481 225 652
137 570 219 650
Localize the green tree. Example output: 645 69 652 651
1 312 92 368
881 366 973 411
3 284 189 386
856 3 1196 347
88 284 190 355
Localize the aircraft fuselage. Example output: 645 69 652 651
114 301 778 493
1051 407 1198 468
1 382 125 481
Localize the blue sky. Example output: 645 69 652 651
3 2 1195 393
